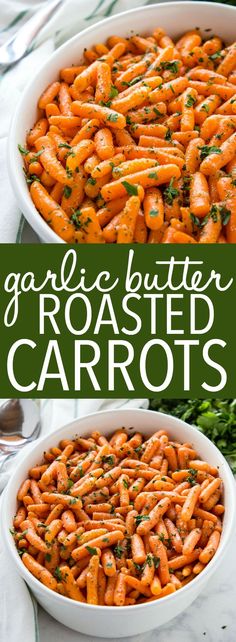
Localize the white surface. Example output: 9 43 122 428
7 1 236 243
38 532 236 642
2 409 236 638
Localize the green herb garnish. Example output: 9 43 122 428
122 181 138 196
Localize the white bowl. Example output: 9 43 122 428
8 1 236 244
2 408 236 637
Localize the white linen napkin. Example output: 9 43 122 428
0 0 158 243
0 396 148 642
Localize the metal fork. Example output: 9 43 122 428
0 0 64 72
0 399 41 473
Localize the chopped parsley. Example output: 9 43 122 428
101 455 114 466
186 95 197 108
148 171 158 179
87 177 96 185
58 142 71 149
210 204 231 226
209 51 222 61
163 178 179 205
54 567 62 581
106 112 119 123
45 553 52 562
158 61 180 74
86 546 98 555
153 106 163 117
122 181 138 196
199 145 222 160
201 103 210 113
114 543 123 558
123 478 129 488
149 209 159 218
165 128 172 142
135 514 150 526
63 185 72 199
71 210 82 228
18 144 29 155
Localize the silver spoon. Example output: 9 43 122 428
0 0 64 72
0 399 41 471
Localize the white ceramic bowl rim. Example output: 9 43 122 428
7 1 236 243
2 408 236 612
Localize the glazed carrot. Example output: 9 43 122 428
72 530 124 561
71 101 126 129
117 195 140 243
66 139 95 174
26 119 48 147
181 88 197 132
22 553 57 590
131 534 146 565
183 528 202 555
61 510 77 533
185 137 204 173
200 132 236 175
199 530 220 564
30 181 75 242
95 62 112 104
60 566 86 602
111 86 150 114
101 165 180 201
181 485 201 521
101 548 116 576
190 172 210 217
217 44 236 77
94 128 114 160
143 187 164 231
38 82 60 109
164 518 182 553
149 536 170 585
195 95 221 125
149 76 188 103
87 554 100 604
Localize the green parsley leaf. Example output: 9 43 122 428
209 51 222 61
87 177 96 185
199 145 222 160
158 61 179 74
63 185 72 199
201 103 210 113
148 171 158 179
186 95 197 108
58 142 72 149
149 209 159 218
165 128 172 142
135 515 150 526
18 144 29 155
109 85 119 99
114 544 124 558
163 177 179 205
122 181 138 196
86 545 98 556
106 113 119 123
101 455 114 466
153 106 163 118
54 567 62 581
